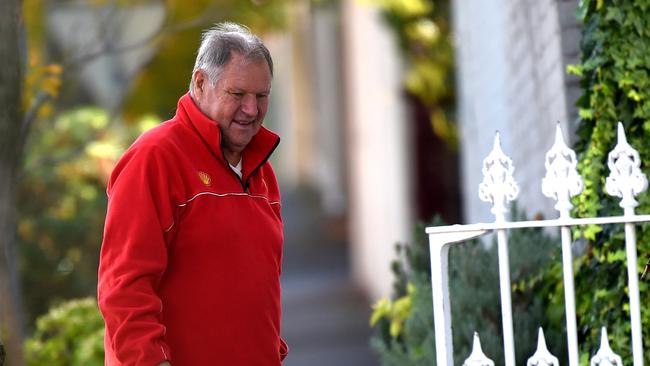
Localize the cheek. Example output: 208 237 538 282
214 100 239 121
256 101 269 120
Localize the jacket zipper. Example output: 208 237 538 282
242 138 280 192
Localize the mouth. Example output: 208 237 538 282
233 120 254 127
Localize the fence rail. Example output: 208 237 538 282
427 123 646 366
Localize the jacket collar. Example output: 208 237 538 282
176 93 280 183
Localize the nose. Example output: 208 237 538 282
240 94 258 118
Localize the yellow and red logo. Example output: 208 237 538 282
198 171 211 186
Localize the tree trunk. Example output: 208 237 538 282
0 0 26 364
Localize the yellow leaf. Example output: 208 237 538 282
18 219 36 240
392 296 412 320
405 19 440 46
389 319 402 337
86 141 120 160
566 64 583 76
627 90 641 102
369 298 392 326
407 282 417 295
48 63 63 75
37 103 54 119
136 114 161 133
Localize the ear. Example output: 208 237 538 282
193 70 208 99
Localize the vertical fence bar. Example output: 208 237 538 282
605 123 647 366
591 327 623 366
560 226 580 366
526 328 559 366
496 229 516 366
624 214 643 366
541 125 583 366
478 133 519 366
464 332 495 366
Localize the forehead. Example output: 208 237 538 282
218 54 271 90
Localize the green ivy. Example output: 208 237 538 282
555 0 650 363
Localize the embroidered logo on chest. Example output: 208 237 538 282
197 171 211 186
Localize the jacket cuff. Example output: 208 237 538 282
280 338 289 361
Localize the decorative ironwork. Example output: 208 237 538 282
428 124 649 366
463 333 495 366
479 132 519 220
591 327 623 366
605 122 648 212
527 328 559 366
542 124 583 217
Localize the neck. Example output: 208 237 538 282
223 150 242 166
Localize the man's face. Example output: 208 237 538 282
193 52 271 160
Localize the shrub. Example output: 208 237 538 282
370 211 564 365
24 298 104 366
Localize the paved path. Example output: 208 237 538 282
280 188 378 366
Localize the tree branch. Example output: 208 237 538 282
22 7 219 128
62 9 218 69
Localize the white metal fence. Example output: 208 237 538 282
427 123 648 366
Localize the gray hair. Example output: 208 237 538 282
189 22 273 94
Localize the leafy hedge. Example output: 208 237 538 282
562 0 650 362
24 298 104 366
370 213 562 365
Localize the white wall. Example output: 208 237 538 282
264 33 302 190
341 0 413 300
453 0 579 223
311 4 347 217
266 3 348 219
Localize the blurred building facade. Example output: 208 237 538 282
452 0 581 223
267 0 416 300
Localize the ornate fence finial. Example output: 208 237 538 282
526 328 559 366
479 132 519 221
463 332 495 366
542 123 584 218
590 327 623 366
605 122 648 214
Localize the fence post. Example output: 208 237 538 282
430 230 487 366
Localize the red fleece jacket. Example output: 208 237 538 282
98 93 287 365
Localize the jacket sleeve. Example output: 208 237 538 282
98 146 176 365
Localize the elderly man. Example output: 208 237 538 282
98 22 288 365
